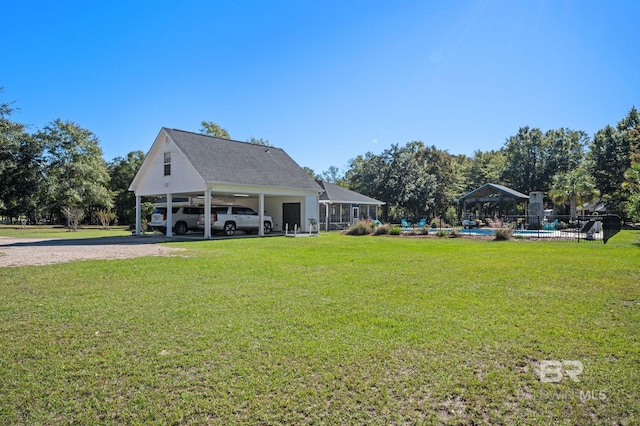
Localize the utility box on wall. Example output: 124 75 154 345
528 191 544 226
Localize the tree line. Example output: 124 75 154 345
2 87 639 226
311 107 640 223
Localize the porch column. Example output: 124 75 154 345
135 195 141 236
258 192 265 236
325 203 330 230
166 193 173 237
204 187 211 239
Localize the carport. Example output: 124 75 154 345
129 128 323 238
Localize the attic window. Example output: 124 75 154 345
163 152 171 176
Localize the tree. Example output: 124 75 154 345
464 149 506 192
617 106 640 165
347 151 393 219
36 119 112 219
61 206 85 231
0 93 44 221
623 164 640 222
544 128 588 176
247 136 272 146
347 142 440 219
501 126 589 196
321 166 347 187
95 209 116 229
417 145 457 216
199 121 230 139
387 142 438 217
548 167 598 218
501 127 549 194
108 151 145 225
588 125 630 204
444 206 458 226
302 166 319 180
587 108 639 207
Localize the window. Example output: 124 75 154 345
235 207 257 215
185 207 203 215
163 152 171 176
213 207 228 215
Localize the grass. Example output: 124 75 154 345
0 224 132 239
0 230 639 424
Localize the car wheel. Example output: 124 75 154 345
175 221 188 235
263 221 272 234
224 222 236 236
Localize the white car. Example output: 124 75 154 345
197 206 273 236
150 206 204 235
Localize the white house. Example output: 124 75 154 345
129 128 323 238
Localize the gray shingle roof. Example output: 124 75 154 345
165 128 322 191
317 180 384 204
458 183 529 201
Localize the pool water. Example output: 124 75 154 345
458 228 558 237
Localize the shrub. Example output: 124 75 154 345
344 221 371 236
96 209 116 230
449 229 461 238
389 226 402 235
61 206 85 231
373 224 390 235
494 228 513 241
436 229 447 238
444 206 458 227
431 220 438 229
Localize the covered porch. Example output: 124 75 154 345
316 180 384 230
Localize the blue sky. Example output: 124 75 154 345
3 1 639 175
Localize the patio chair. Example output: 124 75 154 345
416 218 427 229
401 219 412 232
543 219 558 230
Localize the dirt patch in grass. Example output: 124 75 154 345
0 235 183 267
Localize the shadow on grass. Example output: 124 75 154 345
1 231 287 248
1 235 173 248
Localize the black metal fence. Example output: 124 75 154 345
461 214 621 244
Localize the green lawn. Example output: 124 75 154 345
0 224 132 239
1 231 638 424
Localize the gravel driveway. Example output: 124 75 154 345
0 236 184 267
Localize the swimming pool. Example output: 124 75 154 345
458 228 560 237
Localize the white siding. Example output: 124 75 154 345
131 131 205 196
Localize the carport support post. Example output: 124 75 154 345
135 195 141 236
166 193 173 237
258 193 265 236
204 187 211 239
